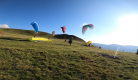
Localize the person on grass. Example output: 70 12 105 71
68 37 73 46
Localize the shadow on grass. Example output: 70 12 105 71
99 53 120 59
17 39 30 42
0 37 30 42
82 45 87 46
82 45 95 47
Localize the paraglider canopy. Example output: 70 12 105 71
31 22 39 34
87 41 92 46
61 26 66 33
52 31 55 36
29 37 52 42
82 24 94 34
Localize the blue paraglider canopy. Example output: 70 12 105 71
31 22 39 34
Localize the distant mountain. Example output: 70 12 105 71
92 43 138 53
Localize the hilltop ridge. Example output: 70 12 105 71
0 28 85 42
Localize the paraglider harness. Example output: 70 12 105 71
88 44 90 47
34 34 35 37
34 32 38 37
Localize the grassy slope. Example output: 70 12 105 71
0 28 138 80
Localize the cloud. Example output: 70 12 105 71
0 24 9 28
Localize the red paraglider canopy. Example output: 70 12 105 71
61 26 66 33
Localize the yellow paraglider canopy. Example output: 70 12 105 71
29 37 52 42
86 41 92 45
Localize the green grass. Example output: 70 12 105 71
0 28 137 80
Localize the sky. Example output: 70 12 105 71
0 0 138 46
